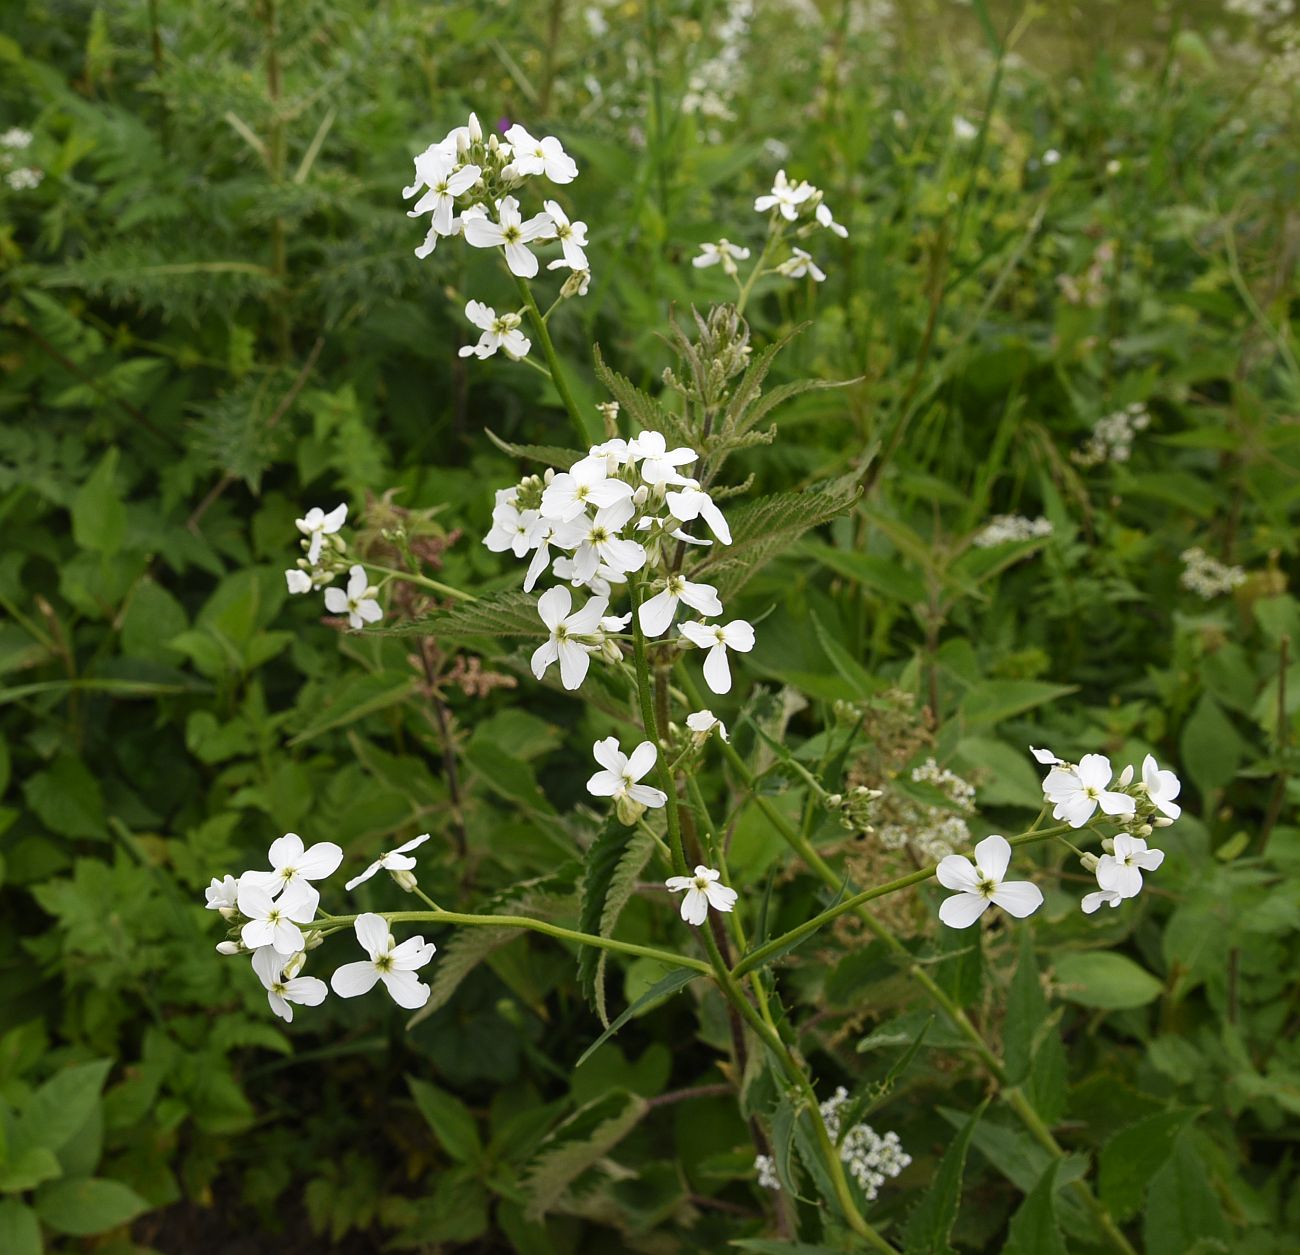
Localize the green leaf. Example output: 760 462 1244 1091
0 1147 61 1194
810 611 876 698
1179 693 1246 796
484 428 582 469
575 968 702 1068
799 541 927 605
591 827 657 1028
1141 1132 1230 1255
70 448 126 555
1099 1109 1199 1222
395 590 549 641
1054 952 1163 1010
407 1077 482 1164
34 1178 148 1235
903 1098 988 1254
15 1060 112 1155
287 670 416 745
959 680 1077 728
1002 1160 1067 1255
520 1088 649 1220
732 1243 849 1255
1004 932 1066 1121
22 757 107 840
0 1199 41 1255
592 345 693 449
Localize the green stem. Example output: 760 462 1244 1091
319 909 711 975
366 564 475 603
629 582 688 876
513 273 591 444
699 926 896 1253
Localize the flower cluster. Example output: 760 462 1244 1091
484 428 753 696
283 503 384 630
755 1088 910 1201
1180 546 1247 599
205 832 437 1021
871 757 975 864
973 513 1053 548
1071 402 1151 467
403 111 589 360
1032 747 1176 914
1 126 42 191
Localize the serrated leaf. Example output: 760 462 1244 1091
841 1016 932 1134
520 1088 649 1220
584 825 657 1027
484 428 582 469
592 345 694 448
1002 1160 1067 1255
575 968 702 1068
394 590 547 641
1099 1109 1199 1222
903 1098 987 1254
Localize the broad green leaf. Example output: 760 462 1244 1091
1002 1160 1067 1255
799 541 927 605
903 1098 988 1254
70 448 126 555
959 680 1077 728
1141 1133 1230 1255
407 1077 482 1164
576 968 702 1068
22 757 106 841
1055 952 1163 1010
0 1199 40 1255
15 1060 112 1155
1179 694 1246 796
34 1177 148 1235
0 1147 61 1194
287 670 416 745
1099 1109 1199 1222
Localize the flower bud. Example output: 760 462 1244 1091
826 793 843 808
1136 823 1153 837
1153 816 1174 828
392 868 419 893
1080 852 1100 872
1117 764 1134 787
468 111 482 143
632 485 649 507
218 905 238 921
1100 837 1115 854
303 929 324 951
560 268 590 298
615 794 647 826
215 940 242 956
544 467 555 484
284 951 306 979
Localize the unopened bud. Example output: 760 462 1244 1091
1153 816 1174 828
215 940 242 956
218 905 238 921
1136 823 1153 837
1117 764 1134 787
392 868 419 893
600 638 621 663
303 930 324 951
615 794 647 826
1101 837 1115 854
467 111 482 143
1080 852 1100 872
544 467 555 484
826 793 843 808
283 951 306 979
632 485 649 506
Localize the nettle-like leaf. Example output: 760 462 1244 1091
393 591 547 641
694 476 862 598
520 1088 650 1221
484 428 583 469
592 345 695 449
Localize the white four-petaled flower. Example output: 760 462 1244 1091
324 565 383 630
665 483 732 544
503 124 579 184
242 832 344 912
680 619 755 694
237 879 317 955
1096 833 1165 899
630 431 697 487
586 737 667 811
459 300 531 360
666 865 738 926
1141 754 1181 820
693 239 751 275
252 947 328 1023
686 710 729 742
755 169 815 220
1042 753 1135 828
638 573 722 637
777 247 826 282
345 833 433 891
295 503 347 565
543 199 589 271
462 195 555 278
531 585 609 689
935 835 1043 928
330 913 436 1009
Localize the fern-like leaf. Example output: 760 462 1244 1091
391 590 547 640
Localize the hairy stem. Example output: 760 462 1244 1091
513 273 592 444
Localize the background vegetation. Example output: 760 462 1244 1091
1 0 1297 1251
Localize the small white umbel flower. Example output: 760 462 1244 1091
587 736 668 823
1141 754 1182 820
459 300 531 360
1096 833 1165 900
502 124 579 183
1042 753 1136 828
330 913 436 1009
543 199 589 271
934 835 1044 928
629 430 697 487
754 169 815 220
666 866 738 926
252 946 328 1023
324 564 383 630
345 833 432 892
204 875 239 913
815 202 849 238
285 569 315 595
1081 885 1125 914
295 503 347 565
680 619 755 695
776 247 826 282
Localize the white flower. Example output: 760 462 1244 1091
524 520 559 592
330 913 436 1010
693 239 751 275
1042 753 1136 828
680 619 755 695
295 503 347 565
543 199 589 270
935 835 1043 928
586 737 668 810
541 459 633 521
1141 754 1181 820
629 430 697 486
407 158 482 234
237 879 317 955
686 710 729 742
776 247 826 282
484 499 541 557
531 585 609 689
241 831 344 909
345 833 432 891
462 195 555 277
285 569 314 595
1 128 33 150
459 300 531 360
754 168 815 220
205 875 239 911
554 497 647 583
638 573 722 637
1043 148 1062 166
1081 886 1124 914
815 203 848 237
953 116 979 142
665 482 731 544
502 124 579 183
5 167 43 191
324 564 383 630
1029 745 1062 765
252 947 328 1023
665 865 738 926
1096 833 1165 899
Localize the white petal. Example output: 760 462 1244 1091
354 912 391 960
703 882 738 914
680 887 709 926
973 834 1011 883
344 861 383 892
701 643 732 694
284 976 328 1007
267 833 305 869
296 841 344 880
592 736 626 774
625 741 658 781
556 639 592 690
638 590 678 637
381 969 431 1009
934 855 980 893
988 880 1044 918
938 893 990 928
628 783 668 808
389 935 436 970
331 960 381 998
586 769 623 798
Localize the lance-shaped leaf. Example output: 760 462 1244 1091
391 590 549 641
